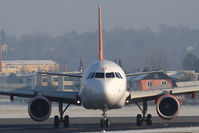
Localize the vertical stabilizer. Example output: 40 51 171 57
98 4 104 61
0 37 2 72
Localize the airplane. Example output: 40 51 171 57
0 4 199 129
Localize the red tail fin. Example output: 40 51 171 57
98 4 104 61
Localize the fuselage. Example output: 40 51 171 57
79 60 129 110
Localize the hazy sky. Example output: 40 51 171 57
0 0 199 36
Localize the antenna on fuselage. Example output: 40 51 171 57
98 4 104 61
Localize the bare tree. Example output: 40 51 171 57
145 49 168 70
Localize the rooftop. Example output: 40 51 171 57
3 60 57 65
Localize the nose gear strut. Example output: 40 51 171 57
136 100 152 126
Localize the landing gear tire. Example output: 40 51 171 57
136 101 153 127
54 115 70 128
54 103 70 128
100 119 103 128
146 114 152 126
54 115 60 128
100 119 110 128
106 119 110 128
63 115 69 128
136 114 142 126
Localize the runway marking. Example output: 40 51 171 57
0 125 51 130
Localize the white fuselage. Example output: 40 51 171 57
79 60 129 110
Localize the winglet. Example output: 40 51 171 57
98 4 104 61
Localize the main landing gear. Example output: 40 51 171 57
54 103 70 128
136 100 152 126
100 108 110 129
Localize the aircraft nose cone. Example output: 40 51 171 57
84 79 125 108
89 80 119 105
103 80 124 105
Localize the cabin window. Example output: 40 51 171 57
147 81 153 87
95 73 105 78
106 72 115 78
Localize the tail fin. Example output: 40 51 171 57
98 4 104 61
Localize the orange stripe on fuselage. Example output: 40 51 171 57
98 4 104 61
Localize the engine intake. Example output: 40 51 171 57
28 96 51 121
156 94 180 120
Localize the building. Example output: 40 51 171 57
38 74 59 88
1 60 59 74
33 71 81 92
0 59 81 92
127 72 175 91
0 38 2 72
168 71 197 81
58 72 81 91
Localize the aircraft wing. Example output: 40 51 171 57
38 72 82 78
128 85 199 103
126 70 163 77
0 87 80 105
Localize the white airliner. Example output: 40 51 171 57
1 4 199 129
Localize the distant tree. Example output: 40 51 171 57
118 58 123 68
7 73 23 83
114 58 118 64
79 57 84 72
179 72 197 81
0 30 6 44
182 52 199 72
3 25 199 71
145 50 168 70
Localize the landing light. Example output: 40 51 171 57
125 95 131 104
77 100 81 104
101 129 106 132
125 100 129 103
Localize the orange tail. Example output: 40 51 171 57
98 4 104 61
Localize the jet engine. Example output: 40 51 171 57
156 94 180 120
28 96 51 121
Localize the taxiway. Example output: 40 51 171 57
0 116 199 133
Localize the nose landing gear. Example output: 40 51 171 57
100 108 110 129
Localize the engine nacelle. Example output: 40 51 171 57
156 94 180 120
28 96 51 121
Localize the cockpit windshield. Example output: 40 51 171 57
87 72 123 79
115 72 123 79
95 73 105 78
87 72 95 79
106 72 115 78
